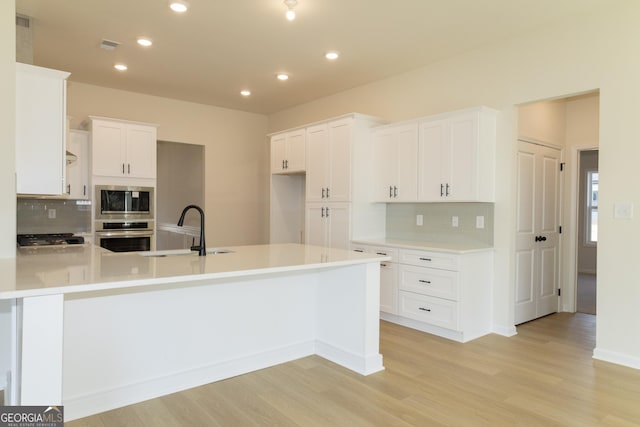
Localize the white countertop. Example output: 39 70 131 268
0 244 389 299
351 238 494 254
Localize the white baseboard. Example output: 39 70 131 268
315 340 384 375
64 340 316 422
593 348 640 370
492 324 517 337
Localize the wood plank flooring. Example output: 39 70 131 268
67 313 640 426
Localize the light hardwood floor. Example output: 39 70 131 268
67 313 640 426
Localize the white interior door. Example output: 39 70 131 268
515 140 561 325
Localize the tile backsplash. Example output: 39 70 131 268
17 198 91 235
385 203 494 245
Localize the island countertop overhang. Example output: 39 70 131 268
1 243 390 299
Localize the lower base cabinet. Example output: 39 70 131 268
353 242 493 343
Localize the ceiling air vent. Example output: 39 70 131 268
100 39 121 51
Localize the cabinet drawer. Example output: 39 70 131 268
351 244 398 262
399 291 458 330
399 249 459 271
398 265 458 300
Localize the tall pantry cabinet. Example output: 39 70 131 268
269 114 385 249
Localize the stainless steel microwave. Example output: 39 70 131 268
95 185 154 220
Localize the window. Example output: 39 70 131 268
586 170 598 243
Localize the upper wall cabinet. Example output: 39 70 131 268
371 123 419 202
16 63 70 195
271 129 305 174
89 117 158 180
306 118 353 202
418 108 496 202
66 129 90 199
370 106 497 203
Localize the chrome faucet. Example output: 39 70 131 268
177 205 206 256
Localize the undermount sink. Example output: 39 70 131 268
140 248 234 257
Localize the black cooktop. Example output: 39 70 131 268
17 233 85 247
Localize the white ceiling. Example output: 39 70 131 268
16 0 616 114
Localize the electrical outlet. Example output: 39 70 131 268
476 215 485 229
416 214 423 226
451 216 459 227
48 209 56 219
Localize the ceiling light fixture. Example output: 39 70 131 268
169 1 189 13
137 38 153 47
240 90 251 97
276 73 289 81
325 51 339 60
283 0 297 21
114 64 128 71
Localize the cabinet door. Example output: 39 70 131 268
418 118 448 201
326 203 350 249
126 124 157 179
372 129 397 201
271 135 287 173
92 121 127 177
305 203 327 246
16 64 68 195
306 124 329 202
447 112 479 201
67 130 90 199
327 119 352 202
380 261 398 314
394 124 419 201
285 129 306 172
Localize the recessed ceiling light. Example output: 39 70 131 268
240 90 251 97
276 73 289 81
169 1 189 13
137 38 153 47
325 51 339 60
114 64 128 71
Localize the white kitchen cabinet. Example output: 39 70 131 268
15 63 70 195
66 129 90 199
418 107 496 202
89 117 158 179
306 203 350 250
371 123 419 202
352 244 399 315
306 118 353 202
271 129 305 174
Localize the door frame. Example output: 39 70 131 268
515 137 564 323
565 145 599 313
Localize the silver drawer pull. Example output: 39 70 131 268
418 280 431 284
419 257 432 261
418 307 431 312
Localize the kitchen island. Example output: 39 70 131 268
0 244 388 421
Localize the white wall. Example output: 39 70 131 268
67 82 270 247
267 2 640 367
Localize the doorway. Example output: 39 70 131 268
576 150 598 314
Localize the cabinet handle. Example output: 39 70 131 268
326 188 330 198
67 184 71 195
419 280 432 284
354 249 364 253
322 188 326 198
128 164 131 174
419 257 432 262
446 183 450 196
321 207 325 217
376 252 387 256
393 186 398 198
122 163 125 174
418 307 432 312
381 263 388 267
440 184 444 197
326 207 330 217
282 160 285 169
285 159 288 169
389 186 393 198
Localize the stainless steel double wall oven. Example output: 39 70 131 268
95 185 154 252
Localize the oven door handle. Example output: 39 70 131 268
96 230 154 238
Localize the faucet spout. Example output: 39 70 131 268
177 205 206 256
